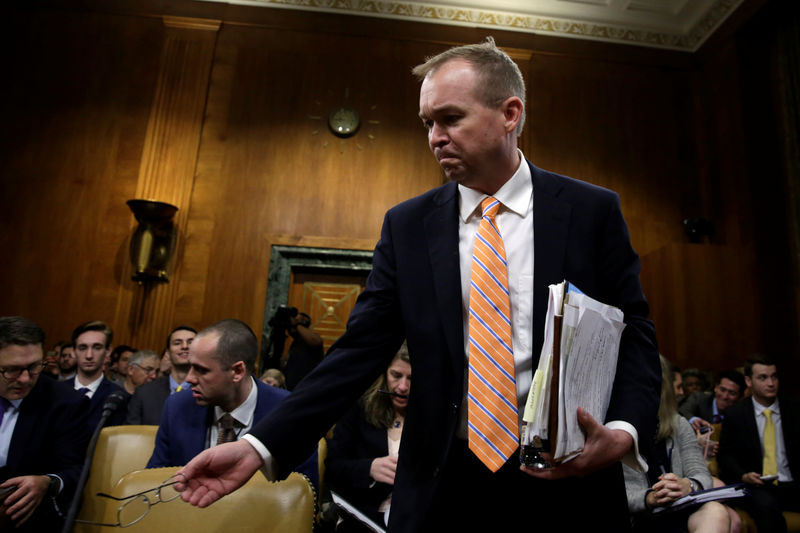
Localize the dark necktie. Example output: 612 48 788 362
0 398 12 426
712 414 722 424
77 387 91 397
216 413 236 445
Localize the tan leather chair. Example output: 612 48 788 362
88 467 315 533
74 425 158 533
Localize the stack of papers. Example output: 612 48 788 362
521 281 625 462
652 484 749 514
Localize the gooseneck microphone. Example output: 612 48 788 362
60 390 129 533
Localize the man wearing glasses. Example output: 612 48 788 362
0 316 89 531
121 350 160 395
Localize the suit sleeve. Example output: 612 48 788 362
595 192 660 453
678 392 701 420
249 211 405 478
50 393 91 504
146 396 174 468
717 406 750 484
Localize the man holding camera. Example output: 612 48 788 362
267 307 323 391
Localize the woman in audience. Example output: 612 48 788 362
624 355 734 533
326 344 411 532
260 368 286 389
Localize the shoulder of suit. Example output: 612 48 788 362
256 379 290 400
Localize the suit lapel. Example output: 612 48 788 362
531 163 571 361
423 183 464 378
6 383 45 471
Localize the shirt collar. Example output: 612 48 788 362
752 396 780 416
214 376 258 427
169 374 187 393
458 150 532 223
75 374 104 393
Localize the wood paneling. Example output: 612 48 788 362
0 1 792 384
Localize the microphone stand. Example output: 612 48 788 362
60 392 126 533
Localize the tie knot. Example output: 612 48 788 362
480 196 501 219
219 413 234 430
764 408 772 418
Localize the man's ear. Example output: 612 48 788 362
231 360 247 382
501 96 524 134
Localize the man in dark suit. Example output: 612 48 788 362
61 321 128 427
0 316 89 531
679 369 745 427
146 320 317 486
126 325 196 425
175 39 660 532
718 356 800 533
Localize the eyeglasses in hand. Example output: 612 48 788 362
73 474 185 528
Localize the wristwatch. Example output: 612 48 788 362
688 478 699 492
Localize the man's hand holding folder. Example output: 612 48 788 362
521 406 632 479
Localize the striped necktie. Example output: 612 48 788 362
762 408 777 482
467 196 518 472
216 413 236 445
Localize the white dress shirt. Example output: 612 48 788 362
73 374 104 398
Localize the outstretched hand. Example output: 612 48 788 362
520 407 633 480
176 440 264 508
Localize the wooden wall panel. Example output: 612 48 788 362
0 10 163 345
0 1 790 380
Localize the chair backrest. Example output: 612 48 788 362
94 467 316 533
74 425 158 532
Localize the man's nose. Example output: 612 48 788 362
429 123 448 148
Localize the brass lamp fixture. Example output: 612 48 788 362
126 199 178 283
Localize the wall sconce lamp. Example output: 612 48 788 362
126 199 179 283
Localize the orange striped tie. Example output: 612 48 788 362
467 196 518 472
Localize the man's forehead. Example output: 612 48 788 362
76 330 107 345
171 329 196 342
717 378 739 391
752 364 777 376
0 343 43 362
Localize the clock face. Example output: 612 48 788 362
328 106 360 138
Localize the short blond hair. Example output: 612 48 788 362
412 37 526 136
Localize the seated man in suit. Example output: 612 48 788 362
146 319 317 487
126 325 196 425
61 321 128 428
0 316 89 531
718 355 800 533
680 369 745 427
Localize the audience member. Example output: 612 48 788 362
107 345 134 386
41 343 62 380
122 350 159 395
0 317 89 531
326 345 411 531
682 369 710 397
679 369 745 430
259 368 286 389
283 312 324 391
57 343 76 381
60 321 129 428
624 355 731 533
718 355 800 533
146 319 317 486
126 326 196 425
159 349 171 377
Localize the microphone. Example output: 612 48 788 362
101 390 128 418
61 389 129 533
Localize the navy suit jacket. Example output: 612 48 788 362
147 379 318 487
2 376 90 531
250 162 660 532
326 402 393 520
60 376 129 429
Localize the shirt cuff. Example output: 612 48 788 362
241 434 277 481
605 420 647 472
